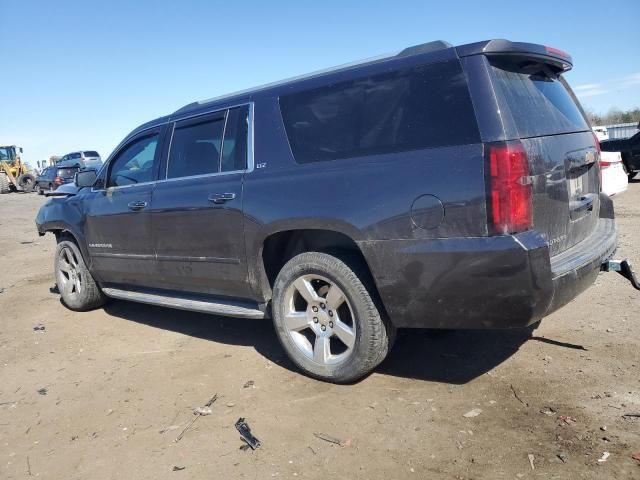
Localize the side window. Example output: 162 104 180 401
107 133 159 187
221 106 249 172
167 116 225 179
279 60 480 163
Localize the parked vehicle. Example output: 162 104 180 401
35 165 80 195
600 151 628 197
57 151 102 170
600 127 640 180
37 39 630 382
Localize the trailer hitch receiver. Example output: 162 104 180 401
602 259 640 291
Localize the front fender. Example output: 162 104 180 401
36 196 90 265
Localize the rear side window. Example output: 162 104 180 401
83 151 100 157
68 152 82 159
221 106 249 172
279 60 480 164
57 167 78 178
489 59 589 138
167 115 225 179
167 106 249 179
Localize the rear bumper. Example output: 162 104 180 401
361 200 617 329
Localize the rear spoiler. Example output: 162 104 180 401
456 39 573 72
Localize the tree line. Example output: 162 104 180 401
584 106 640 126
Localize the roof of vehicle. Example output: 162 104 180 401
125 39 573 140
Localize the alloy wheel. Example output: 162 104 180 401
283 274 356 365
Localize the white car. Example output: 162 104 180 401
600 150 628 197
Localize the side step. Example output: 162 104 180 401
102 288 266 319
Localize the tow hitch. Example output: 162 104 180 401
602 259 640 291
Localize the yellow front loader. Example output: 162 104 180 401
0 145 35 193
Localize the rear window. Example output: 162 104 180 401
279 59 480 164
83 151 100 157
57 167 79 178
489 59 589 138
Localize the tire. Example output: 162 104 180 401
55 238 105 311
37 185 44 195
0 172 9 194
272 252 395 383
17 173 36 192
622 160 636 181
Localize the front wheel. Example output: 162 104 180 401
55 238 105 311
272 252 395 383
17 173 35 192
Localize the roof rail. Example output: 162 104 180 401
397 40 453 57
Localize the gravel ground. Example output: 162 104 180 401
1 183 639 479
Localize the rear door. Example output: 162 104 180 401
84 128 163 286
486 56 598 256
150 105 252 298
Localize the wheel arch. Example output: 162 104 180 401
255 228 383 309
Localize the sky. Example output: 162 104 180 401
1 0 639 166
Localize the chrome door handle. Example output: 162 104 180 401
208 193 236 204
127 201 147 211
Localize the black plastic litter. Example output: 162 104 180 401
235 417 260 450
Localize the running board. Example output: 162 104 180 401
102 288 266 319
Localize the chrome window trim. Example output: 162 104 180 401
93 102 254 193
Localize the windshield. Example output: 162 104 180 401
0 147 16 162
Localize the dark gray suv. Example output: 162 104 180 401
37 39 622 382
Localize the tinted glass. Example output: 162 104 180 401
107 134 158 187
69 152 82 159
57 167 79 178
83 151 100 157
167 116 224 179
221 106 249 172
489 59 589 138
279 60 480 164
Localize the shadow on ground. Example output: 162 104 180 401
101 299 548 384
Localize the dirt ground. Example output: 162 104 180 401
1 184 639 480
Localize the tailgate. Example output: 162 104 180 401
487 56 598 256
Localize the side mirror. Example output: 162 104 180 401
19 147 23 153
75 169 98 188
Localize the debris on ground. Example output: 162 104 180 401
597 452 610 463
313 432 352 447
540 406 557 416
243 380 255 389
632 451 640 464
226 403 235 407
193 407 212 416
622 413 640 418
528 454 535 470
236 418 261 450
463 408 482 418
37 388 48 396
174 393 218 443
510 385 529 407
559 415 576 424
557 452 568 463
33 324 45 331
600 426 607 431
172 465 186 471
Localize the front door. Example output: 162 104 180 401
150 106 251 298
84 128 162 287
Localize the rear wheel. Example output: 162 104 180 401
55 238 105 311
272 252 395 383
17 173 35 192
622 161 636 181
0 173 9 194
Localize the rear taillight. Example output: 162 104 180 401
593 132 602 192
486 142 532 235
54 176 63 185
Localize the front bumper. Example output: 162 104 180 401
361 210 617 329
